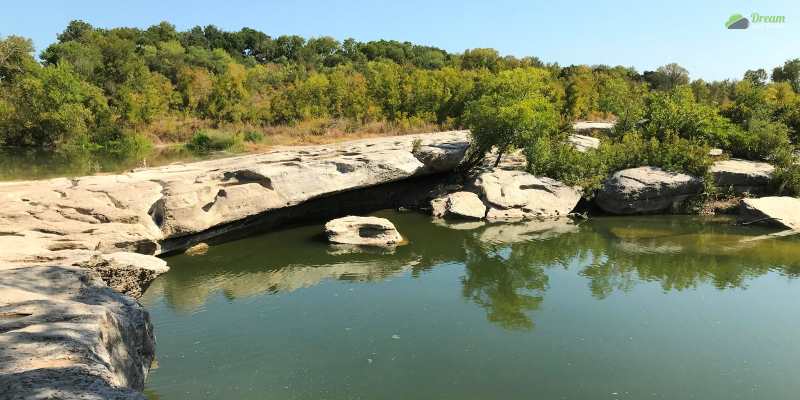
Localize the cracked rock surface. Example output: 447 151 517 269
0 131 469 399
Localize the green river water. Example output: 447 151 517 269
140 211 800 400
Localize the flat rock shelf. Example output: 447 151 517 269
0 131 470 399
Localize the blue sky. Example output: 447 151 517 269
2 0 798 80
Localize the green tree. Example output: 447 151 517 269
771 59 800 92
464 68 561 166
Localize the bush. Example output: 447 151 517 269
186 129 243 152
726 119 792 161
243 130 264 143
524 131 712 196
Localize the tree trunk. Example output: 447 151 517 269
493 148 504 167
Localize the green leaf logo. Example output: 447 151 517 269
726 13 750 29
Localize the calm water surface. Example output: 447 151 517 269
0 146 228 181
141 212 800 400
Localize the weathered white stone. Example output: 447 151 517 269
568 133 600 152
0 131 469 265
325 216 403 246
0 265 155 399
443 191 486 220
711 159 774 194
595 167 704 215
739 197 800 230
0 131 469 399
572 121 615 131
475 169 581 221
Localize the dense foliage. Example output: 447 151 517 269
0 21 798 195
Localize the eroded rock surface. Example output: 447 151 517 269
0 265 155 400
0 131 468 264
568 134 600 152
711 159 774 194
475 169 582 221
595 167 704 215
434 191 487 220
0 131 469 398
325 216 403 246
739 197 800 230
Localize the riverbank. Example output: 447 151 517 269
1 130 796 399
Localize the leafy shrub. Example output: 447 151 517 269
186 129 243 152
524 131 712 196
726 119 792 161
243 130 264 143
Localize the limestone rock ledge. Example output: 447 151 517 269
0 264 155 400
0 131 469 398
0 131 469 263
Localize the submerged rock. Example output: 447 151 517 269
595 167 703 214
325 216 403 246
739 196 800 230
184 242 210 256
711 159 774 194
475 169 581 221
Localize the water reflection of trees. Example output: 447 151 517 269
145 213 800 332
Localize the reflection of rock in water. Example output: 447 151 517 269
432 219 485 231
478 219 578 245
156 259 419 313
615 241 683 254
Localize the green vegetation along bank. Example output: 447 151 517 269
0 21 799 195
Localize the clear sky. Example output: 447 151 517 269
2 0 798 81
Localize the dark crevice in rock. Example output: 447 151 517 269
201 189 227 212
222 170 273 189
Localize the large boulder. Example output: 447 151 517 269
324 216 402 246
474 169 581 222
431 191 486 220
739 197 800 230
596 167 704 214
0 265 156 399
711 159 774 194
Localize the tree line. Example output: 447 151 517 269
0 21 798 195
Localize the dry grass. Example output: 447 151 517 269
139 116 453 150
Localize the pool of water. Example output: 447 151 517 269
0 146 229 181
141 211 800 400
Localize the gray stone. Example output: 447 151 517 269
325 216 403 246
711 159 774 194
739 197 800 230
443 191 486 220
596 167 704 214
568 134 600 152
475 169 581 221
0 131 470 399
0 265 155 400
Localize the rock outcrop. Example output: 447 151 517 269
711 159 774 194
475 169 582 221
739 197 800 230
432 191 487 220
568 134 600 152
0 131 468 264
325 216 403 246
596 167 704 214
0 264 155 400
0 131 470 398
